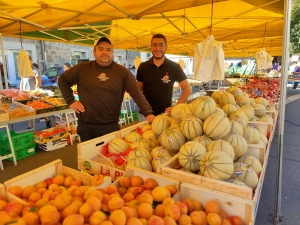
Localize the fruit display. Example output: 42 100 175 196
27 99 54 110
0 101 36 119
34 126 70 144
0 89 31 101
41 96 67 106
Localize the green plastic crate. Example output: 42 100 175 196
0 144 35 161
120 111 139 122
0 130 34 151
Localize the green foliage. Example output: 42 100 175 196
290 0 300 54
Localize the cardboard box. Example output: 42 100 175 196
34 126 70 144
39 138 68 151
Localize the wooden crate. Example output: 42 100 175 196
112 165 180 196
0 183 7 200
248 121 273 136
159 144 266 200
174 183 253 225
0 110 9 122
4 159 111 205
77 121 149 181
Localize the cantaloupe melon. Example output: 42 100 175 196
199 151 234 180
108 138 129 154
151 146 171 158
180 117 203 140
254 97 269 107
178 141 207 171
127 147 152 162
161 127 185 154
215 107 225 115
230 120 243 136
180 104 194 121
222 104 238 115
252 104 266 117
141 124 151 132
235 96 250 107
224 133 248 160
152 154 172 173
130 140 151 152
124 131 142 143
203 113 231 139
192 135 212 147
206 140 235 161
253 126 267 136
192 96 216 120
142 130 157 139
234 163 259 188
144 137 160 149
127 156 152 171
151 114 170 135
243 126 261 144
211 90 224 104
229 110 249 127
227 86 243 99
171 103 186 121
219 92 236 107
258 115 274 124
236 154 263 174
240 105 255 120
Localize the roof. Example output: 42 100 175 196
0 0 284 57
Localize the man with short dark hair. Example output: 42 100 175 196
136 34 191 115
58 37 155 141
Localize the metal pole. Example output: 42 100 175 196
0 34 9 89
271 0 291 223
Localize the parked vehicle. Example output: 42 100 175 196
41 66 63 86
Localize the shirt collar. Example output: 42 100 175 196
149 57 169 66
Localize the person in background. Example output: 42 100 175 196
58 63 72 77
58 37 155 142
136 33 192 116
292 60 300 89
21 57 52 129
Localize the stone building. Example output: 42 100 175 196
0 36 142 87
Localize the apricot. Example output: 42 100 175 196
144 178 157 190
228 215 243 225
118 187 127 196
48 184 59 192
151 186 167 202
8 185 23 197
35 181 47 190
89 190 103 201
63 214 84 225
148 215 164 225
39 206 60 225
108 196 124 211
37 187 48 195
53 174 65 186
130 176 143 187
109 209 126 225
71 200 84 208
222 218 232 225
119 177 131 188
163 216 177 225
64 176 75 187
75 186 89 198
5 200 23 214
142 190 152 195
53 193 72 211
48 191 60 201
165 185 177 196
207 213 222 225
70 179 82 187
100 221 113 225
190 211 206 225
92 174 104 186
137 193 153 205
38 205 58 216
0 199 7 211
178 214 192 225
175 201 188 215
89 211 107 225
22 212 39 225
154 204 166 218
219 210 228 220
162 197 174 206
121 206 135 220
182 198 194 213
0 211 12 225
126 217 143 225
110 193 121 199
105 185 118 195
44 177 53 186
124 199 139 209
22 185 37 199
122 192 135 202
61 204 80 219
127 187 142 197
164 204 181 221
55 186 67 194
36 198 48 209
205 200 221 214
79 203 94 218
137 202 154 219
28 192 42 203
86 195 102 211
193 200 202 211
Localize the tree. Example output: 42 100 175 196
290 0 300 54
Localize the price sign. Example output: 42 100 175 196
1 96 12 103
254 90 262 97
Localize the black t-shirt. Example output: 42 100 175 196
136 57 187 115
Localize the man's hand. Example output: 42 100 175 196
70 101 85 114
145 115 156 123
164 106 173 116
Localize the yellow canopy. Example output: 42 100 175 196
0 0 284 57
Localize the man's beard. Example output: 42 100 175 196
153 53 165 60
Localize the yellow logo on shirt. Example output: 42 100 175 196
98 73 109 81
162 72 170 83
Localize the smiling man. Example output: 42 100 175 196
58 37 155 141
136 34 191 116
